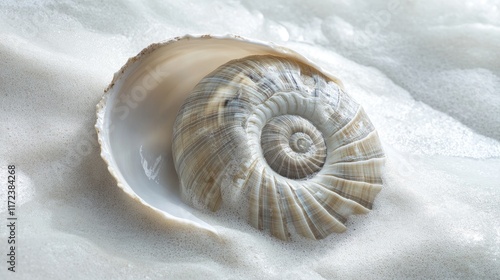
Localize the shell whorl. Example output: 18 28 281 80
172 55 384 240
261 115 326 179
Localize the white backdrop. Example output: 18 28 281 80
1 0 499 279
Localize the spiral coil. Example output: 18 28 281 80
172 55 384 240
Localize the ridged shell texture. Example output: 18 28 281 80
172 55 384 240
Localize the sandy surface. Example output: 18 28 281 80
1 0 499 279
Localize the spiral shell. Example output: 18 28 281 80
96 35 385 241
172 55 384 240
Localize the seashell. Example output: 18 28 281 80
96 34 385 240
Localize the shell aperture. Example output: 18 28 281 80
172 55 385 240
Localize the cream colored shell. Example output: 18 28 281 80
95 35 385 241
172 55 384 240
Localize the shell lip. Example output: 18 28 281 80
95 91 218 234
95 34 347 237
104 34 344 94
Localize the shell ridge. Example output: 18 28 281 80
259 168 268 230
283 181 316 239
308 181 368 217
292 187 343 239
265 173 288 240
315 174 382 209
300 184 349 234
326 157 385 184
248 165 264 229
273 177 290 240
326 130 385 164
325 113 375 144
320 89 360 137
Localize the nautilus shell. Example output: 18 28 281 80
96 35 385 240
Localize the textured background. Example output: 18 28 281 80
1 0 499 279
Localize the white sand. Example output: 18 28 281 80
1 0 499 279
